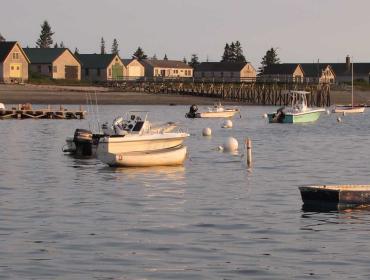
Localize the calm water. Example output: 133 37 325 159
1 105 370 280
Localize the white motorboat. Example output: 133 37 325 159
186 102 239 118
99 145 187 167
97 112 189 165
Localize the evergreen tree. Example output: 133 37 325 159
188 54 200 68
229 42 236 62
100 37 106 54
132 47 147 60
60 41 65 48
234 41 246 62
221 43 231 62
183 57 187 64
36 20 54 48
0 33 5 42
111 38 119 55
74 48 79 55
163 54 168 60
259 47 280 74
54 42 59 48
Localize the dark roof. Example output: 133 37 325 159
300 63 332 77
142 59 192 69
24 48 72 64
262 64 300 75
0 41 17 62
77 54 119 68
195 62 250 72
329 63 370 76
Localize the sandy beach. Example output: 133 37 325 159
0 84 369 106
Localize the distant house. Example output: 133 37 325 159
300 63 335 84
194 62 256 82
329 56 370 84
141 59 193 78
261 64 304 82
0 41 30 83
122 58 145 79
24 48 81 80
78 54 124 82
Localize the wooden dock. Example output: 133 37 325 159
106 79 331 107
0 104 86 120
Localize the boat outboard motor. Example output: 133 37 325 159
73 129 93 156
185 104 198 118
274 107 285 123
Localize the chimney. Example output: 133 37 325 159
346 55 351 72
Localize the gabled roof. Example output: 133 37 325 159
142 59 192 69
24 47 76 64
262 64 300 75
77 54 120 68
0 41 30 63
196 62 250 72
121 58 143 67
300 63 333 77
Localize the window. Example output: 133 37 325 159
16 66 20 70
85 68 89 76
11 66 14 70
108 68 112 76
48 65 52 74
97 68 101 76
12 53 19 59
53 66 57 73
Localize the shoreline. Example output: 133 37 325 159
0 84 369 106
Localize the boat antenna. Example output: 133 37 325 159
351 56 354 108
94 90 101 133
85 92 91 131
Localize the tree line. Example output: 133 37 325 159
2 20 281 73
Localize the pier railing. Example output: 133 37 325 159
105 78 331 107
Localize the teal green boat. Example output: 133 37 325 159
268 91 325 124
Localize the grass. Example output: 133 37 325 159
28 72 98 86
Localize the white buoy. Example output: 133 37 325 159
263 113 268 119
337 117 342 123
202 127 212 136
223 137 238 152
222 119 233 128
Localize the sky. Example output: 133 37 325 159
1 0 370 66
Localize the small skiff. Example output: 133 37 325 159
99 145 187 167
332 105 365 114
299 185 370 207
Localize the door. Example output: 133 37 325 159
10 63 21 78
112 63 123 80
65 66 78 80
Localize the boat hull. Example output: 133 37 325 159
299 185 370 209
97 133 189 155
332 106 365 114
100 145 187 167
268 110 323 123
198 110 238 118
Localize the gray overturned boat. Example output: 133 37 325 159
299 185 370 209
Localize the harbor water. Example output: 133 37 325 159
1 105 370 279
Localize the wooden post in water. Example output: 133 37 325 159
245 138 252 168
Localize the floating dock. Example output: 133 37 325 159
0 104 86 120
299 185 370 210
